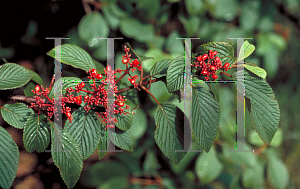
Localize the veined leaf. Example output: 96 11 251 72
238 40 255 62
0 63 33 90
244 64 267 79
1 103 33 129
154 103 189 164
47 44 96 71
64 108 102 160
0 126 19 189
192 87 220 152
207 82 219 102
23 114 50 153
150 59 173 77
197 42 236 68
50 122 83 188
108 129 133 151
25 68 44 85
115 112 133 131
78 11 109 47
234 70 280 144
166 56 185 92
48 77 82 99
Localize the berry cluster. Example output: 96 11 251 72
193 50 231 80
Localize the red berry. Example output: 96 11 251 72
84 95 89 101
35 85 40 92
118 102 125 107
77 95 82 101
209 50 212 53
96 74 103 79
80 82 85 88
73 97 78 103
76 100 82 105
213 51 217 56
201 70 208 75
66 112 71 118
122 59 128 64
132 60 139 66
130 79 136 84
106 65 111 72
224 63 230 68
91 69 97 75
197 56 202 62
210 65 216 71
202 54 208 60
212 74 218 79
215 57 220 62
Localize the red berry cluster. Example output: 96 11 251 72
193 50 231 80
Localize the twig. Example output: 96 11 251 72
82 0 92 14
220 72 232 77
49 75 55 90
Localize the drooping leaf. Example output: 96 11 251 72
78 11 109 47
48 77 82 99
197 42 236 68
50 122 83 188
234 70 280 144
25 68 44 85
150 59 172 77
238 40 255 62
47 44 96 71
207 82 219 102
154 103 189 164
108 129 133 151
166 56 185 92
244 64 267 79
192 87 220 152
1 103 33 129
195 147 223 184
0 126 19 189
23 114 50 153
64 108 102 160
0 63 33 90
115 112 133 131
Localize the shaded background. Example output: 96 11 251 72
0 0 299 188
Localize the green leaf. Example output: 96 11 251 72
154 103 188 164
249 129 283 147
48 77 82 99
195 147 223 184
267 155 289 189
50 122 83 188
242 159 264 188
223 143 257 167
270 128 283 147
108 129 133 151
23 114 50 153
64 108 102 160
192 87 220 152
143 150 161 174
78 11 109 47
234 70 280 144
248 130 265 147
98 177 130 189
1 103 33 129
96 114 107 160
207 82 219 102
25 68 44 85
115 112 133 131
23 82 36 97
237 40 255 62
244 64 267 79
185 0 203 16
120 18 155 42
47 44 96 71
93 59 105 74
166 56 185 92
150 59 172 77
165 31 184 54
197 42 236 68
0 126 19 189
102 5 119 30
0 63 33 90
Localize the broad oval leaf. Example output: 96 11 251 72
78 11 109 47
48 77 82 99
242 159 264 188
0 126 19 189
47 44 96 71
166 56 185 92
64 108 101 160
192 87 220 152
115 112 133 131
244 64 267 79
154 103 189 164
197 42 236 68
1 103 33 129
50 122 83 188
234 70 280 144
108 129 133 151
23 114 50 153
267 155 289 189
195 147 223 184
150 59 172 77
25 68 44 85
238 40 255 62
223 143 257 167
0 63 33 90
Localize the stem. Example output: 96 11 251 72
115 70 129 84
254 144 268 155
45 95 53 104
49 75 55 90
220 72 232 77
141 86 160 105
80 89 94 94
116 77 164 94
82 0 92 14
